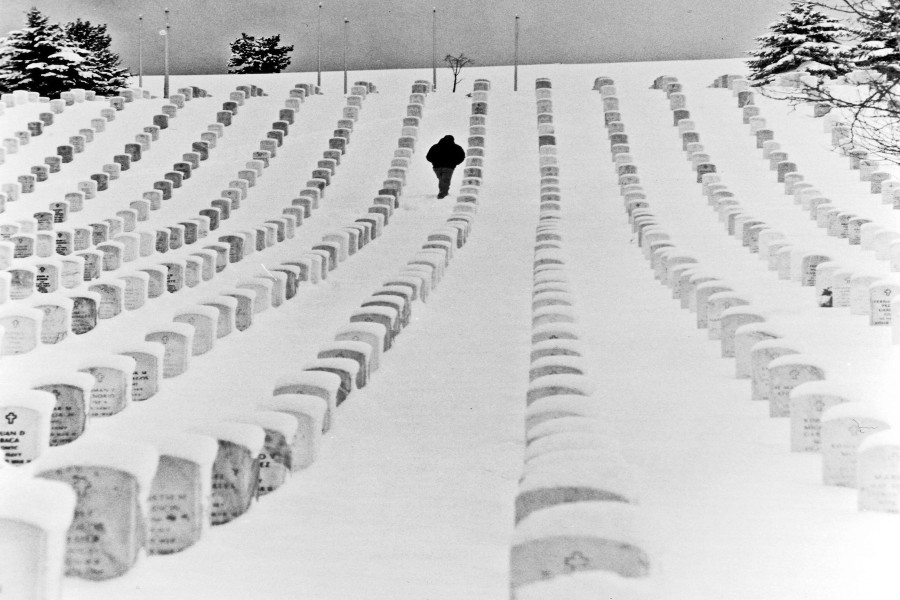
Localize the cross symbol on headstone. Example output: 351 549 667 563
563 550 591 572
72 475 92 499
4 412 17 425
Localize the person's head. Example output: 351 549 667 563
441 135 454 143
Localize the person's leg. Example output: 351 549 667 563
437 167 454 197
432 167 444 197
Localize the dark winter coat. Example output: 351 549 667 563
426 135 465 169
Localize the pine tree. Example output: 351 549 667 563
227 33 293 74
64 18 130 95
0 7 95 96
746 1 853 86
852 0 900 78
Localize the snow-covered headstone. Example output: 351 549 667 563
145 432 217 554
190 422 264 525
0 390 56 465
35 438 158 579
0 476 76 599
821 403 894 487
510 503 653 591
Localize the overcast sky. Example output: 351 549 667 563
0 0 788 75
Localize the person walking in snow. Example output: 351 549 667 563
426 134 465 198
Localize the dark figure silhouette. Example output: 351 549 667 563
426 135 465 198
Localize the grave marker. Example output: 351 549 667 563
189 423 264 525
35 439 159 579
821 403 893 487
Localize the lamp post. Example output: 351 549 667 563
138 15 143 88
317 3 322 87
162 8 170 98
343 17 349 95
514 15 519 92
432 7 437 91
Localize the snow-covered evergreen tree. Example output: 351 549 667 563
746 1 853 86
0 7 95 96
852 0 900 78
64 18 130 95
227 33 293 74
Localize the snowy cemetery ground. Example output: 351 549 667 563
1 58 900 599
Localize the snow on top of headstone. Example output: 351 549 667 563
258 394 327 421
822 401 900 425
1 389 55 412
0 476 77 532
304 358 360 380
515 569 657 600
512 501 653 551
530 338 587 359
133 431 218 466
722 305 765 319
523 448 630 480
274 370 342 392
751 337 804 353
118 342 166 361
33 435 159 492
789 379 871 403
525 432 620 462
526 395 603 421
230 411 299 438
529 355 588 375
145 321 195 338
767 353 828 371
858 429 900 453
519 462 640 501
318 340 373 359
77 353 136 373
528 374 596 397
526 416 611 442
190 422 265 456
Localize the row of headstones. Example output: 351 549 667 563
0 83 322 356
511 77 655 599
0 76 457 590
637 77 900 514
0 84 213 246
634 201 900 513
0 77 377 469
0 85 152 210
0 87 107 164
0 371 337 589
717 73 900 218
0 86 174 200
0 76 468 596
703 76 900 330
0 87 108 171
0 85 280 299
0 77 372 352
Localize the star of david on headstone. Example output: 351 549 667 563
563 550 591 572
4 412 17 425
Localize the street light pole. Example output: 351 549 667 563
432 7 437 91
343 17 349 95
163 8 170 98
514 15 519 92
138 14 143 88
317 2 322 87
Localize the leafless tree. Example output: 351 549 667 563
444 53 474 93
